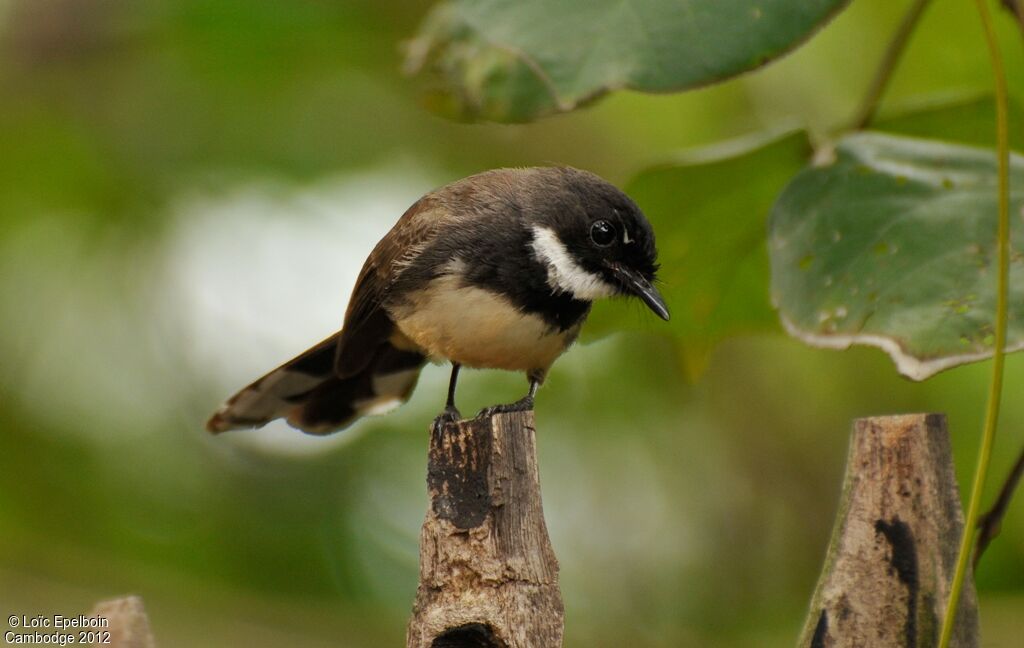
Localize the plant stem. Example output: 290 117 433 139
974 443 1024 567
937 1 1011 646
848 0 933 130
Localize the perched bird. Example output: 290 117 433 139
207 166 669 435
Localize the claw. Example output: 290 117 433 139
431 406 462 434
476 395 535 419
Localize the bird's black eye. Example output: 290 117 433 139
590 219 616 247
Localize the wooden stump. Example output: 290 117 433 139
407 410 563 648
798 414 979 648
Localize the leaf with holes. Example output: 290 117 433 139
769 132 1024 380
404 0 849 122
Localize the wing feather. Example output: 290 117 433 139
334 193 456 375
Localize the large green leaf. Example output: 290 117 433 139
587 130 811 376
404 0 849 122
769 132 1024 380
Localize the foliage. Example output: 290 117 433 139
770 132 1024 380
405 0 849 121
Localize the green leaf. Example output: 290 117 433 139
586 130 811 377
405 0 849 122
769 132 1024 380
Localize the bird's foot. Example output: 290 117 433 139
431 406 462 434
476 396 534 420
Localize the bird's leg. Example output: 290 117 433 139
431 363 462 432
476 372 541 419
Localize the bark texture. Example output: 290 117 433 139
798 414 979 648
407 410 563 648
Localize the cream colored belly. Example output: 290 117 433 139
389 276 578 374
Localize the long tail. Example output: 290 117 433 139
206 333 426 435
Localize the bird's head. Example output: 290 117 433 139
525 167 669 321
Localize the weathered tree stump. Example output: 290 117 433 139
407 410 563 648
798 414 979 648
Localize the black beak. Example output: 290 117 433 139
605 262 670 321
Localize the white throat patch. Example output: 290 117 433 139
530 226 617 300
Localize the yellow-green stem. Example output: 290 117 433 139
938 0 1011 646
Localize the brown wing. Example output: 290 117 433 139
206 196 450 434
334 192 456 376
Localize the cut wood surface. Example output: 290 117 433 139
798 413 979 648
407 410 563 648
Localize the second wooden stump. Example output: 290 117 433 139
799 413 979 648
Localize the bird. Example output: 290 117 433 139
206 166 669 435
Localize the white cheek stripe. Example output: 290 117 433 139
530 226 617 300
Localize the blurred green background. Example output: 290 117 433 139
1 0 1022 645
